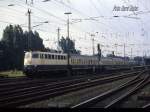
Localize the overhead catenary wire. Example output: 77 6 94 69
0 0 149 56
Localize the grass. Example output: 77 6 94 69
0 70 25 77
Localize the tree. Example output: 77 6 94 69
30 31 45 51
23 31 45 51
59 36 80 54
0 42 4 70
1 24 45 70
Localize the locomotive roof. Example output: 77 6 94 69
25 51 133 61
25 51 67 55
25 51 98 57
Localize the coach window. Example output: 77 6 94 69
60 55 62 60
70 59 72 63
60 56 62 60
77 59 78 64
61 56 64 60
32 53 39 58
58 55 60 60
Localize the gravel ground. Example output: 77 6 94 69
93 79 139 108
19 76 137 108
119 79 150 108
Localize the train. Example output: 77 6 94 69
23 51 137 77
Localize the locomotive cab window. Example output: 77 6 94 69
32 53 39 58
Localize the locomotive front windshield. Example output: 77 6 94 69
25 53 30 58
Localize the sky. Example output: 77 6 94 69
0 0 150 57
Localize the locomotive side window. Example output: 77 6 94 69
32 53 39 58
52 55 54 59
40 54 42 59
48 54 51 59
45 54 48 59
40 54 44 59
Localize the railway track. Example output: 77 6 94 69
142 103 150 108
0 65 147 84
0 69 140 93
0 70 144 107
71 70 150 108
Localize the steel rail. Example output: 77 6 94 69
142 103 150 108
71 70 146 108
105 75 150 108
0 71 141 97
0 70 142 107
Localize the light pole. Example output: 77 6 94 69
64 12 72 39
124 43 126 64
115 43 118 56
91 34 95 55
64 12 72 76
